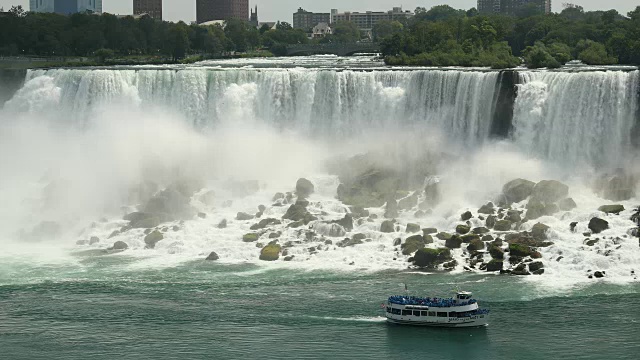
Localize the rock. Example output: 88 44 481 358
142 185 195 220
283 255 294 261
460 211 473 221
443 260 457 270
217 219 228 229
144 230 164 249
401 234 425 255
506 210 522 223
317 223 347 237
631 208 639 225
598 173 636 201
445 235 463 249
350 206 369 218
108 230 120 239
570 222 578 232
598 205 625 215
205 251 219 261
584 239 599 246
423 235 434 244
89 236 100 245
332 214 354 232
532 269 545 275
528 261 544 272
384 197 399 218
337 237 364 248
283 204 315 224
436 232 452 240
486 260 503 272
473 227 490 234
269 231 281 239
242 233 259 242
531 223 550 240
380 220 395 233
532 180 569 203
482 235 494 242
467 239 485 252
236 212 254 221
478 202 495 215
296 178 315 198
398 192 419 211
259 244 281 261
406 223 421 233
489 245 504 259
258 205 266 213
414 210 427 218
461 234 480 243
594 271 605 278
124 212 162 229
494 220 512 231
250 218 281 230
588 217 609 234
456 224 471 234
503 179 536 203
110 241 128 250
486 215 496 229
422 228 438 235
393 238 402 246
511 263 531 276
197 212 207 219
411 248 452 268
508 243 532 257
525 198 545 220
558 198 577 211
273 192 285 201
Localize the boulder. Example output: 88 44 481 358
142 185 194 220
584 239 599 246
594 271 605 278
588 217 609 234
217 219 228 229
467 239 485 252
205 251 219 261
236 212 254 221
414 210 427 218
273 192 285 201
144 230 164 249
406 223 421 233
598 205 625 215
318 223 347 237
423 235 434 244
456 224 471 234
89 236 100 245
494 220 512 231
110 241 128 251
436 232 452 240
511 263 531 276
528 261 544 272
473 227 490 234
461 234 480 243
411 248 452 268
532 180 569 203
296 178 315 198
508 243 532 257
332 214 354 232
350 206 370 218
197 212 207 219
337 237 364 247
423 228 438 235
478 202 495 215
401 235 425 255
398 192 419 211
242 233 259 242
384 197 399 218
482 235 494 242
506 210 522 223
259 244 281 261
598 174 636 201
489 245 504 259
503 179 535 203
525 198 545 220
485 215 497 229
558 198 577 211
380 220 395 233
445 235 463 249
531 223 550 240
250 218 282 230
570 222 578 232
486 259 503 272
460 211 473 221
632 208 640 225
393 238 402 246
283 204 315 224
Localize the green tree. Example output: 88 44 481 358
576 39 617 65
372 20 403 42
167 24 190 60
331 21 360 43
94 48 114 63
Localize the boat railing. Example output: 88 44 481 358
388 295 478 307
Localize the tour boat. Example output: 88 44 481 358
384 291 489 327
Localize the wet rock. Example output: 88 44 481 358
143 230 164 249
332 214 354 232
443 260 457 270
532 268 545 275
598 205 625 215
588 217 609 234
489 245 504 259
478 202 495 215
461 211 473 221
259 244 281 261
283 204 316 224
337 237 364 248
467 239 485 252
445 235 463 249
584 239 599 246
124 212 162 229
384 196 399 219
597 173 636 201
393 238 402 246
486 215 497 229
350 206 370 218
506 210 522 223
242 233 259 242
473 227 490 234
317 223 347 237
205 252 219 261
269 232 281 239
558 198 577 211
414 210 427 218
461 234 480 243
594 271 605 278
273 192 285 201
422 228 438 235
236 212 254 221
401 234 426 255
406 223 421 233
217 219 228 229
486 259 503 272
528 261 544 273
89 236 100 245
456 224 471 234
532 180 569 203
411 248 452 268
296 178 315 198
250 218 282 230
482 235 494 242
503 179 536 203
423 235 434 244
570 222 578 232
509 243 533 257
197 212 207 219
494 220 512 231
76 239 89 246
109 241 128 251
380 220 395 233
258 205 266 213
284 255 294 261
398 192 419 211
531 251 542 259
511 263 531 276
531 223 550 240
436 232 452 240
108 230 120 239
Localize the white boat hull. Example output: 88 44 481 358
386 314 489 328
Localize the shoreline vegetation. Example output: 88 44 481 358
1 4 639 69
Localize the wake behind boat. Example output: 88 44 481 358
384 291 489 327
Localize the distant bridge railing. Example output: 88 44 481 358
286 43 380 56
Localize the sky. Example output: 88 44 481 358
1 0 638 22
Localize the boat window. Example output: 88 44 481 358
391 308 401 315
449 312 456 317
402 310 412 316
437 312 447 317
386 307 391 313
428 311 436 317
413 311 421 316
421 311 429 316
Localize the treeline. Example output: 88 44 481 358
377 4 640 68
0 6 322 61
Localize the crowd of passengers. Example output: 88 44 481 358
388 295 477 307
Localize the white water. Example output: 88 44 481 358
0 59 638 288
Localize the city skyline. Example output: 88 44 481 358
1 0 637 22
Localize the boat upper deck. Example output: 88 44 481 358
388 295 478 307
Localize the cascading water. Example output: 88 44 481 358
512 70 640 169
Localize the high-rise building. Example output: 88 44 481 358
30 0 102 14
332 7 414 32
249 5 258 27
196 0 249 24
292 8 330 31
134 0 162 20
477 0 551 15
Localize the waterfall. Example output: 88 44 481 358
6 68 500 146
512 70 640 168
